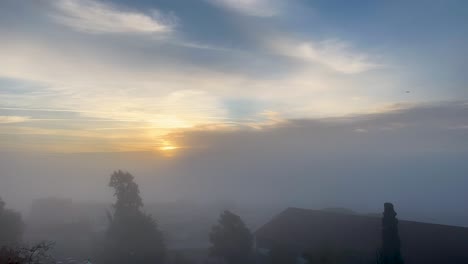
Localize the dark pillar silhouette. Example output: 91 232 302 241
380 203 404 264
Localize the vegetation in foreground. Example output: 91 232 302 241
1 171 407 264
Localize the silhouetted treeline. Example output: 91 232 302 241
98 170 166 264
377 203 404 264
0 197 24 246
1 172 412 264
209 210 253 264
0 241 55 264
1 198 55 263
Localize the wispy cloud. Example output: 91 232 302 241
206 0 279 17
0 34 394 127
0 1 411 152
0 116 30 124
51 0 176 34
271 38 382 74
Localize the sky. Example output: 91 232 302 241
0 0 468 220
0 0 467 152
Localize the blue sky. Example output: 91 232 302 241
0 0 467 152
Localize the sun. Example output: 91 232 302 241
159 145 178 151
158 139 180 156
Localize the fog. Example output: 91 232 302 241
2 0 467 262
1 102 468 225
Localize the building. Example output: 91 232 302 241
255 207 468 264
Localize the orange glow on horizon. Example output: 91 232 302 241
159 145 178 151
158 139 180 157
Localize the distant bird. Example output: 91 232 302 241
405 90 411 93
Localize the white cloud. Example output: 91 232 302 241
0 37 231 130
271 38 381 74
0 116 30 124
0 23 402 153
207 0 279 17
51 0 176 34
0 34 400 152
0 35 393 126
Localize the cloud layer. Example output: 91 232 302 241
0 0 466 152
206 0 280 17
2 103 467 220
0 116 30 124
271 38 381 74
51 0 176 34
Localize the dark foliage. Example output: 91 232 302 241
0 197 24 246
378 203 404 264
209 210 253 264
0 241 55 264
100 170 165 264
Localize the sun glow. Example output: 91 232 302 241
159 145 178 151
158 139 180 156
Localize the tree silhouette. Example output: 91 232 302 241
0 197 24 246
0 241 54 264
378 203 404 264
209 210 253 264
101 170 165 264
